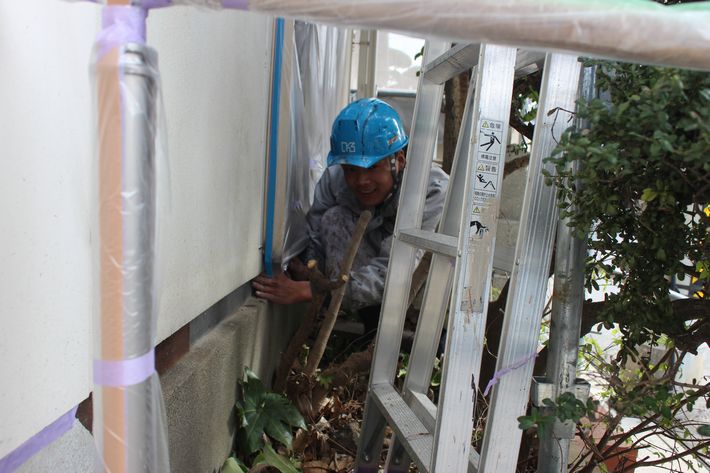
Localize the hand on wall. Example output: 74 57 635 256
252 270 312 305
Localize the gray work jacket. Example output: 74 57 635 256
305 165 449 310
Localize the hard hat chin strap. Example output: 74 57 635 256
381 154 404 207
390 156 399 190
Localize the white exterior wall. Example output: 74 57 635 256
0 0 271 459
148 8 271 341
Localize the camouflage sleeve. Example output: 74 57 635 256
305 167 341 264
344 235 393 311
422 166 449 232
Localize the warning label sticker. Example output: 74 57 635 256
473 118 504 198
476 163 498 173
474 171 497 192
479 152 499 163
468 118 505 240
478 120 503 155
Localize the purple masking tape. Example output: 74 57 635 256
96 5 147 59
0 406 78 473
222 0 249 10
93 350 155 387
140 0 172 8
483 350 538 397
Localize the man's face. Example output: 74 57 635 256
342 151 405 208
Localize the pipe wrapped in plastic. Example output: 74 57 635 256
91 5 170 472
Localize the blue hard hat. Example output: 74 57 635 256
327 98 408 168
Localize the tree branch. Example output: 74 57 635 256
622 439 710 472
581 298 710 354
274 260 341 392
304 210 372 377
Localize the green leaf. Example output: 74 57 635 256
243 368 265 402
317 373 333 388
264 415 294 449
656 248 666 262
255 444 301 473
640 188 658 202
660 405 671 419
698 424 710 437
220 457 246 473
430 368 442 387
240 394 268 453
265 393 307 430
236 370 306 453
517 416 535 430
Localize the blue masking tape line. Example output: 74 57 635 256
264 18 284 278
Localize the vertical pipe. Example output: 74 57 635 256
537 65 596 473
264 18 285 277
95 42 128 472
356 29 377 98
93 6 168 472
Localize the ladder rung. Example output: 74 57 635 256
514 49 545 78
371 384 433 472
421 43 480 84
494 241 516 273
397 228 458 257
407 391 482 473
408 391 436 431
422 44 545 84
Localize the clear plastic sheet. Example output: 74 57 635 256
294 23 350 207
275 21 310 268
75 0 710 71
252 0 710 71
273 21 350 269
90 5 170 472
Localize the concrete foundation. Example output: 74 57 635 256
161 297 299 473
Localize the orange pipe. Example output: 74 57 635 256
97 47 126 473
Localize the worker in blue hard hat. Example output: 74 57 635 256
253 98 449 334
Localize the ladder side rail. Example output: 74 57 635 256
368 38 450 387
386 72 479 470
383 253 454 472
450 45 518 410
401 65 477 398
477 53 583 473
431 44 518 473
355 39 449 473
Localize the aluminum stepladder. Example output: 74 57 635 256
355 40 583 473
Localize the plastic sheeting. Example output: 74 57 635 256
91 5 170 472
270 21 350 269
74 0 710 71
295 22 351 203
268 19 309 270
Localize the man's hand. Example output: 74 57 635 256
252 271 312 305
